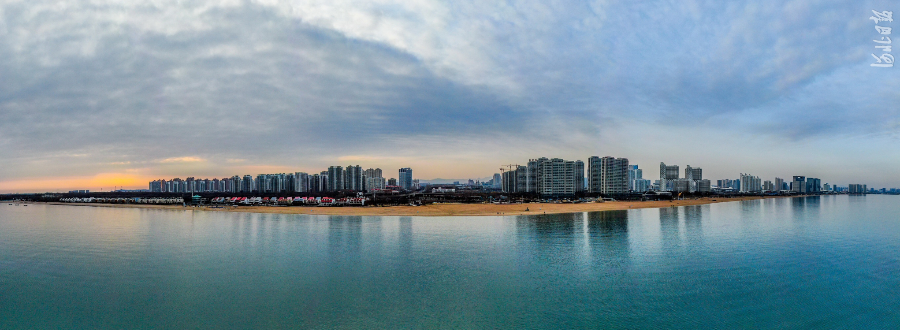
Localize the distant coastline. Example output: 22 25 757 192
39 195 794 217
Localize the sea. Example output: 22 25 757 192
2 195 899 329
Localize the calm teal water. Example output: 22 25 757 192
2 195 900 329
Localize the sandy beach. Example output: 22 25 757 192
42 196 786 217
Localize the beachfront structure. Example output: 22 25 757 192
399 168 413 190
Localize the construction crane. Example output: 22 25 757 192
499 164 520 174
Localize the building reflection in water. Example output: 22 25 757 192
682 205 704 243
791 196 821 221
513 213 583 265
328 216 364 260
515 212 581 243
586 210 630 264
398 216 413 260
659 206 680 248
515 210 630 267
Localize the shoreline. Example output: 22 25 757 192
39 195 793 217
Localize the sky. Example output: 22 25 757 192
0 0 898 193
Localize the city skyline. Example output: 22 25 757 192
1 1 897 193
0 154 889 193
9 156 879 194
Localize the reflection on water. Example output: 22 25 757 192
659 207 680 247
4 197 900 329
399 216 413 260
792 196 821 221
515 212 580 237
586 211 630 263
586 210 628 236
683 205 704 243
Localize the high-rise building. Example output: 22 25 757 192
717 179 731 189
366 176 385 192
659 162 680 192
526 158 547 193
515 166 528 192
660 162 679 180
791 176 806 194
294 172 309 192
345 165 364 191
627 165 643 191
628 164 652 193
309 172 328 193
806 178 821 193
697 179 711 192
674 179 691 192
502 167 519 193
740 173 762 192
328 166 344 191
633 179 651 192
681 165 704 192
149 180 163 192
501 158 585 196
590 156 628 195
685 165 702 181
849 184 867 194
388 178 398 186
539 158 579 197
588 157 602 193
774 178 784 192
493 173 501 189
574 160 585 193
238 175 249 192
399 168 413 190
255 174 268 193
364 168 383 180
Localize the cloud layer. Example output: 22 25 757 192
1 0 898 192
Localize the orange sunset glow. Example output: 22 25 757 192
0 173 153 193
